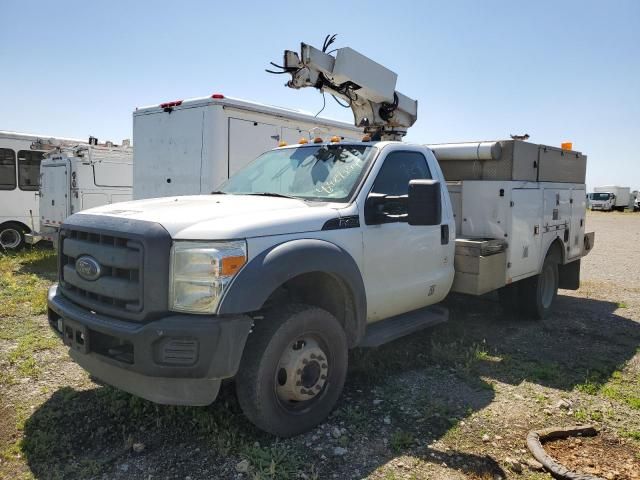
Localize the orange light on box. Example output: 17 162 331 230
299 138 309 144
313 137 323 143
561 142 573 151
278 141 288 147
220 255 246 276
330 135 341 143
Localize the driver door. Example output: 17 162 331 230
362 150 446 321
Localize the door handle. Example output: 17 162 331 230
441 225 449 245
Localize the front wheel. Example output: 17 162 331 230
235 304 348 437
519 254 559 320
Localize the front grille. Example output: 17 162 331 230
60 229 144 315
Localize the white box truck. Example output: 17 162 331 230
47 41 595 437
25 142 133 246
132 94 362 199
0 131 84 250
591 185 631 211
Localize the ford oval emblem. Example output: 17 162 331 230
76 255 101 281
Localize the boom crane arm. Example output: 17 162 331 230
270 38 417 141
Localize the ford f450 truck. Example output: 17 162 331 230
48 40 595 436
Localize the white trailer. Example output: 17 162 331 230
133 94 362 199
592 185 631 211
0 131 85 250
26 143 133 246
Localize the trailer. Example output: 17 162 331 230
25 142 133 246
0 131 85 250
132 94 362 199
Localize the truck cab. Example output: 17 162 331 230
589 191 615 211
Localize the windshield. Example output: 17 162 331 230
219 144 377 202
592 193 612 200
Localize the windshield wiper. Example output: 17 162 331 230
245 192 298 200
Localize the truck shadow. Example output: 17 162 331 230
21 292 639 479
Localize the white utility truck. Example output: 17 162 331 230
48 39 594 437
591 185 631 211
133 95 361 199
0 131 84 250
25 142 133 246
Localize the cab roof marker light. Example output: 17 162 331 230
330 136 340 143
313 137 323 143
299 138 309 144
211 93 225 99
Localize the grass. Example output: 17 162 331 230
0 248 56 318
574 368 640 411
2 248 640 479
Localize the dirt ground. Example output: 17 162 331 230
1 211 639 480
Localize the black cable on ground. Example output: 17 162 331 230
526 425 604 480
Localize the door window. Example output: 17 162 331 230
0 148 16 190
371 151 432 197
17 150 44 191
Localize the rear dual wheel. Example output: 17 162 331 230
498 253 559 320
235 304 348 437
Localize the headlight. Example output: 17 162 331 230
169 241 247 314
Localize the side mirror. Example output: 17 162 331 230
364 193 389 224
408 179 441 226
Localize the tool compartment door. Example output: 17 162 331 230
40 162 69 226
508 188 543 280
568 187 586 259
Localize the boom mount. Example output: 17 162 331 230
269 37 417 141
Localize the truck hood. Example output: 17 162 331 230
75 194 347 239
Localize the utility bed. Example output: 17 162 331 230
429 140 593 295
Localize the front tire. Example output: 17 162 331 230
0 223 26 251
235 304 348 437
519 254 559 320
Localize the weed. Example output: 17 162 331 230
527 363 560 382
622 430 640 441
575 370 607 395
242 443 301 479
390 430 414 452
335 404 368 429
618 302 628 309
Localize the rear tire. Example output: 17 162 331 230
235 304 348 437
519 254 559 320
0 222 27 251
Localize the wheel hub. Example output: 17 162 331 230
276 338 329 402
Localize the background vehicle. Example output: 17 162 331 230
47 40 594 437
26 142 133 246
133 95 361 199
592 185 630 211
0 131 85 250
630 190 639 211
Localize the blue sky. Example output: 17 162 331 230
1 0 638 190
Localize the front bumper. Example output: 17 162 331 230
48 284 253 405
